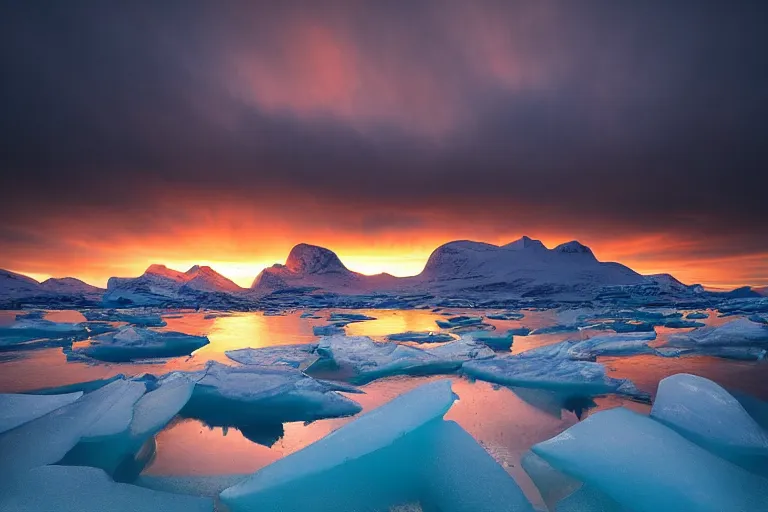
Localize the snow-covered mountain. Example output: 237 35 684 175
0 270 103 304
413 236 645 297
104 264 244 305
251 244 398 294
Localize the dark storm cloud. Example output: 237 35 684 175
1 1 767 253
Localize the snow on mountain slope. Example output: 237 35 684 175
105 264 244 305
0 269 42 298
39 278 103 297
415 236 644 297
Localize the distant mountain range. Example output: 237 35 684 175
2 236 766 307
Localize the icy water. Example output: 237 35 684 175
0 308 766 507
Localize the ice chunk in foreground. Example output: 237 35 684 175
221 380 534 512
72 326 209 362
533 407 768 512
0 465 212 512
182 361 361 426
220 380 457 511
0 391 83 434
60 374 193 481
0 378 145 479
417 420 534 512
225 344 317 368
463 354 646 400
310 335 493 384
388 331 454 343
650 373 768 473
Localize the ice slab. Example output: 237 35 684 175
136 474 249 498
313 324 345 336
686 311 709 319
486 311 525 321
388 331 454 343
220 380 457 511
521 451 581 510
436 316 483 329
79 379 147 440
467 331 513 351
60 374 193 480
130 373 195 437
650 373 768 473
220 380 531 512
0 319 88 347
72 326 209 362
0 391 83 434
750 314 768 325
0 378 145 478
225 344 317 368
463 353 646 400
532 407 768 512
328 312 376 322
181 361 361 426
565 331 657 361
311 335 493 384
0 465 212 512
666 318 768 347
417 420 534 512
83 310 167 327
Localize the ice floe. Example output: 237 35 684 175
388 331 454 343
71 326 209 362
309 335 494 384
220 380 534 512
0 391 83 434
532 407 768 512
225 344 317 368
650 373 768 474
0 465 212 512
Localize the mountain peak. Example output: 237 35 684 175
503 236 547 251
145 264 187 282
285 243 348 274
554 240 595 257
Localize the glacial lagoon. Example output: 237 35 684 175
1 307 766 510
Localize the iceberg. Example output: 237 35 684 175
435 316 483 329
686 311 709 319
463 353 647 400
466 331 514 351
662 319 705 328
309 335 493 385
0 378 146 479
220 380 534 512
328 312 376 322
181 361 361 427
750 314 768 325
0 391 83 434
225 344 317 368
83 310 167 327
650 374 768 474
0 319 88 347
313 324 345 336
532 407 768 512
486 311 525 321
666 318 768 347
388 331 454 343
71 326 209 362
219 380 458 511
507 327 532 336
0 465 212 512
565 331 657 361
661 318 768 359
60 374 194 481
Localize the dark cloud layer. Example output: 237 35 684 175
1 1 767 283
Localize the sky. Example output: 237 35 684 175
1 1 767 289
